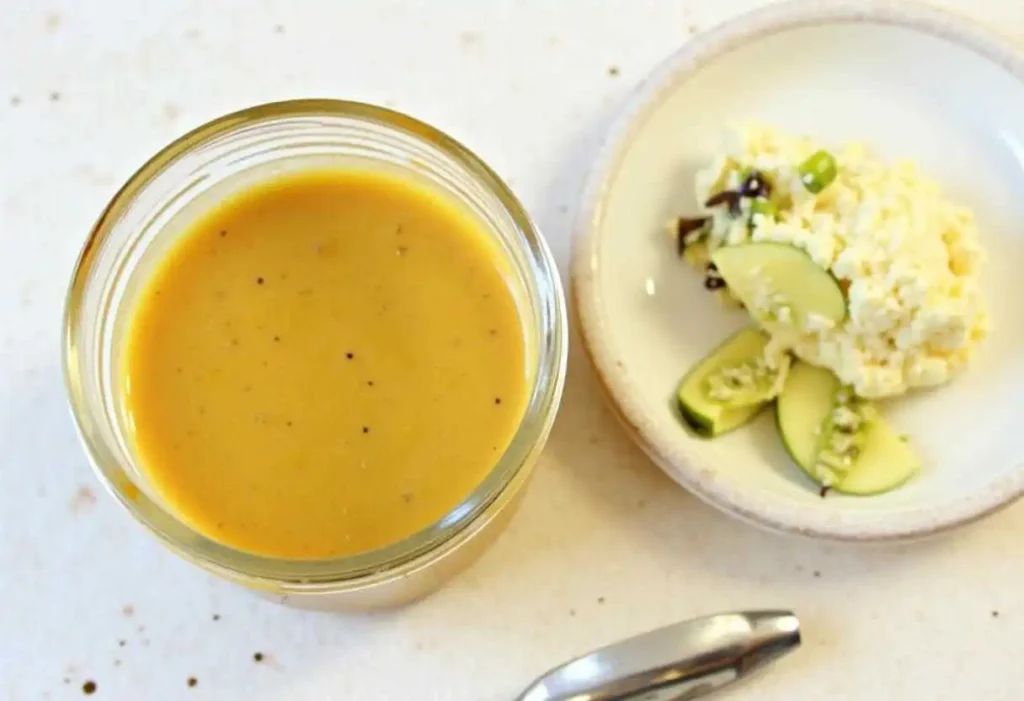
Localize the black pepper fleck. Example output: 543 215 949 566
212 614 220 621
494 397 502 405
992 610 1000 618
187 677 198 688
273 336 281 342
607 66 620 76
346 352 354 360
273 24 284 33
597 597 605 604
362 426 370 434
118 639 126 647
82 680 97 695
819 486 831 498
10 95 21 106
219 230 227 237
813 570 821 578
253 652 264 663
257 277 264 285
366 381 374 387
49 91 61 102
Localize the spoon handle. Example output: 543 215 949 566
514 610 800 701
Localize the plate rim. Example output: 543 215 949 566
570 0 1024 542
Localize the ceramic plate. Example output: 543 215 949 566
572 0 1024 540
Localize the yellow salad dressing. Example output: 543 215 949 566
122 168 527 559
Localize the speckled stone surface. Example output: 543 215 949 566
2 1 1024 699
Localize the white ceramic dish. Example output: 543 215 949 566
572 0 1024 541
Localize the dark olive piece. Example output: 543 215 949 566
675 217 708 256
740 171 771 199
704 190 739 209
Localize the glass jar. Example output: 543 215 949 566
63 100 567 610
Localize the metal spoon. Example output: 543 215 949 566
514 610 800 701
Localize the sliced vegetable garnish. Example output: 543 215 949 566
711 242 847 328
676 328 777 437
776 362 918 496
798 150 838 194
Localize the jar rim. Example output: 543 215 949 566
62 99 568 591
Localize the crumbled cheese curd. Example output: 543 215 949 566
692 124 988 398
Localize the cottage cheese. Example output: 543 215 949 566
689 124 988 398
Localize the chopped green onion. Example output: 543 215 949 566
798 150 838 194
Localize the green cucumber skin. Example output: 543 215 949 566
775 362 918 496
678 396 765 439
674 328 772 438
678 400 715 438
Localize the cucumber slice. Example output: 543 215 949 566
813 388 874 486
776 362 838 476
836 419 919 496
704 352 791 408
711 243 846 329
676 328 783 437
776 361 919 495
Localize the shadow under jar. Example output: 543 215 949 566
63 100 567 610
